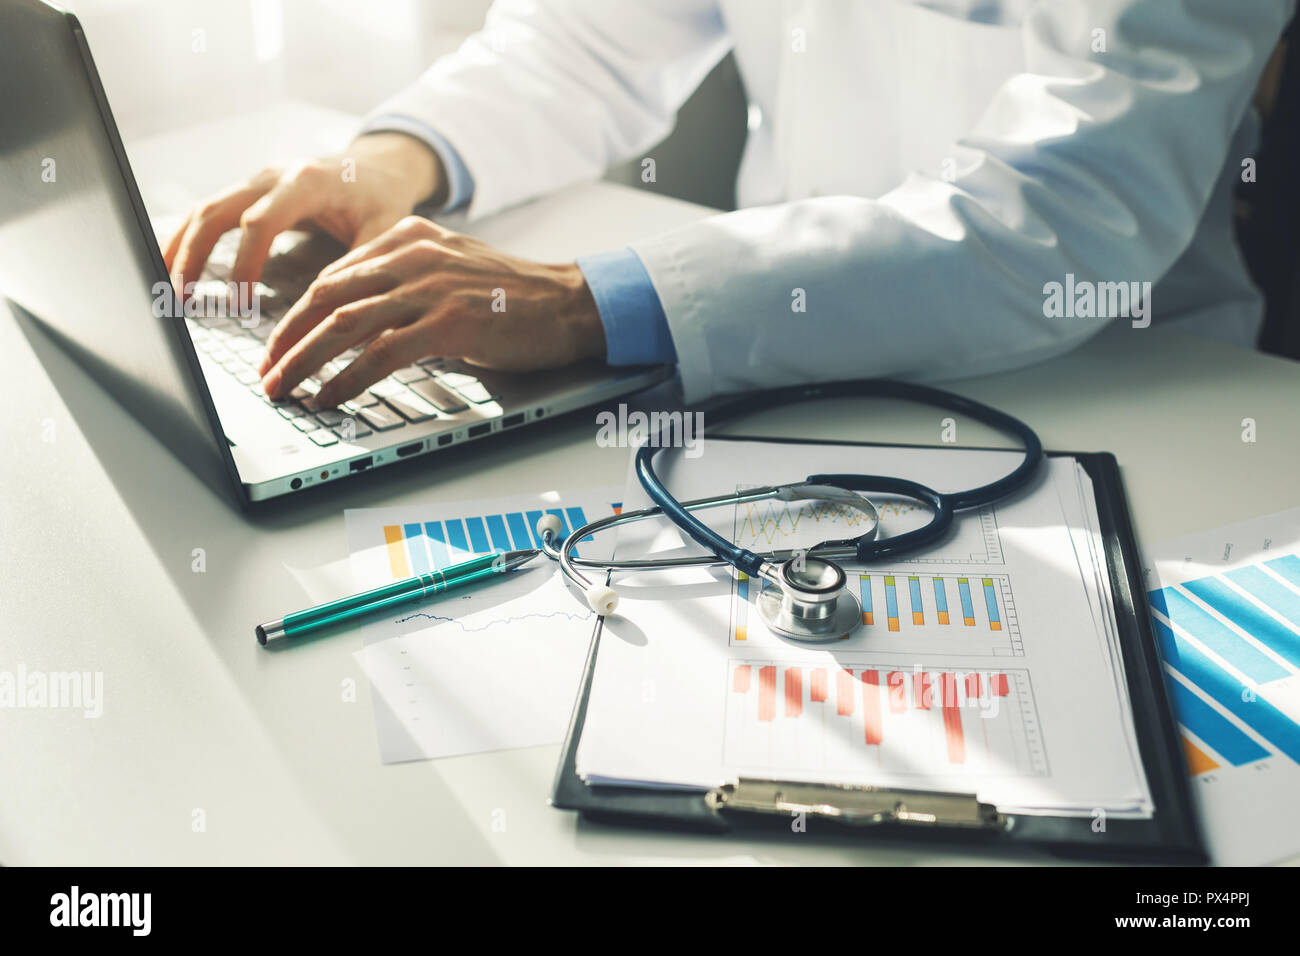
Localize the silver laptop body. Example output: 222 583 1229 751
0 0 669 507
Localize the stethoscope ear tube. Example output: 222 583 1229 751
803 474 953 561
634 444 768 576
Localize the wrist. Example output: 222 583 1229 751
552 263 607 362
351 131 447 207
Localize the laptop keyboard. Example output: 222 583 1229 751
189 316 499 446
186 232 498 448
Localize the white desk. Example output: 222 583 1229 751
3 106 1299 865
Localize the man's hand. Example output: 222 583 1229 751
163 132 443 290
259 215 607 407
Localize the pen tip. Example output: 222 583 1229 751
504 549 541 570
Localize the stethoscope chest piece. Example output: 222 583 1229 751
757 556 863 643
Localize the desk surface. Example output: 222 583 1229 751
3 105 1298 865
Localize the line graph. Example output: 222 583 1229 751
395 606 594 632
356 581 596 764
735 499 878 545
731 496 1003 565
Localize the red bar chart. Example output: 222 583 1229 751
724 660 1047 779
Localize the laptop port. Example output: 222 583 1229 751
437 433 454 447
290 477 302 490
349 456 374 472
396 442 423 458
468 422 492 438
502 412 525 428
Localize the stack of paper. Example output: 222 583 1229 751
575 440 1154 818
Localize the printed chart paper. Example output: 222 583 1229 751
1146 506 1300 865
345 488 621 763
576 441 1153 817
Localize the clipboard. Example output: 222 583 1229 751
550 444 1207 863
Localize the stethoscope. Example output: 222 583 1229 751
534 380 1043 644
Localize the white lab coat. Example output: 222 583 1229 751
366 0 1293 402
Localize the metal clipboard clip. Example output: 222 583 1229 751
706 778 1006 829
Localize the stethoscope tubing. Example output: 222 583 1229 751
539 379 1043 619
633 379 1043 577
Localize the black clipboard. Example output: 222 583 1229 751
550 443 1206 863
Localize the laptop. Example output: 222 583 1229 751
0 0 669 506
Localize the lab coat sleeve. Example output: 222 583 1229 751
361 0 731 219
630 0 1293 402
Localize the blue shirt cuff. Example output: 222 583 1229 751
359 114 475 212
577 248 677 366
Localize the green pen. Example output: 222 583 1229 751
255 549 540 645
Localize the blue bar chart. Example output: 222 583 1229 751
729 569 1022 657
1130 510 1300 863
1149 554 1300 775
381 502 620 579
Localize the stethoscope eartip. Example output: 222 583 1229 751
535 513 565 540
585 585 619 616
